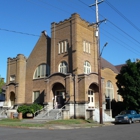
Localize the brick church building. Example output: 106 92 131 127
5 13 121 119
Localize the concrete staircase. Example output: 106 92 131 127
94 108 114 122
21 109 62 123
34 109 62 120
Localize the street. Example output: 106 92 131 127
0 123 140 140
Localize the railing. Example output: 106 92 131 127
0 108 7 117
43 108 53 118
33 105 49 117
0 105 14 117
36 107 54 118
56 105 67 120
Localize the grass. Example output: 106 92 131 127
0 119 45 128
0 118 100 128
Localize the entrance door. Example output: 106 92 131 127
10 92 15 106
54 91 65 109
88 90 94 108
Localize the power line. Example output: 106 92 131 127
78 0 140 46
27 0 71 17
101 31 140 56
103 23 140 48
0 28 39 37
100 28 140 55
38 0 71 14
1 0 140 57
108 20 140 45
65 0 94 17
105 0 140 33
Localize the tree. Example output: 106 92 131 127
0 76 4 93
116 59 140 112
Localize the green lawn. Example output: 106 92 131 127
0 119 45 128
0 119 99 128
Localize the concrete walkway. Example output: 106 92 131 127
28 122 115 130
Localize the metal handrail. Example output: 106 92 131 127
33 105 49 117
56 105 66 120
43 108 53 117
0 109 5 116
0 107 9 116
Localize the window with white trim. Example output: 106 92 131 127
84 61 91 74
88 43 90 53
64 41 67 52
83 41 90 53
86 42 88 52
33 91 40 103
58 40 68 54
58 43 60 54
83 41 86 52
61 42 64 53
105 81 114 100
33 64 49 79
59 61 68 74
88 90 94 108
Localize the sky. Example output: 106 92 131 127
0 0 140 81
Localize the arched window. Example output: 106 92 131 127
59 61 68 74
84 61 91 74
105 81 114 100
33 64 49 79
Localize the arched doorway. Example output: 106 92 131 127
88 83 98 108
10 92 15 106
52 83 66 109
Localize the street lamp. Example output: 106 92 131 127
100 42 108 57
98 42 108 124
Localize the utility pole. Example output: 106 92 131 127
89 0 105 124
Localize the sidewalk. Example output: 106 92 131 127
29 121 115 130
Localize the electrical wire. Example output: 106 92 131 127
78 0 140 49
101 31 140 56
108 20 140 45
105 0 140 33
1 0 140 58
78 0 140 45
100 29 140 55
0 28 39 37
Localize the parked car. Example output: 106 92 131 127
115 110 140 124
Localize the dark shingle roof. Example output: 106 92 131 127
115 64 126 72
101 58 119 74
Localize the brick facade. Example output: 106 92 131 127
5 13 121 118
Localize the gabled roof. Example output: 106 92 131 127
101 58 119 74
115 64 126 72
